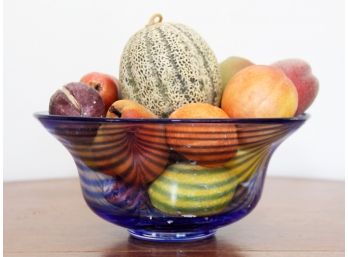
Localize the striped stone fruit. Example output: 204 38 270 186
166 103 239 167
148 155 264 217
119 14 222 117
148 148 268 216
225 147 269 211
223 147 269 174
69 122 170 186
148 164 235 216
102 177 149 214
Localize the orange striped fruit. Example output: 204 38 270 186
166 103 239 167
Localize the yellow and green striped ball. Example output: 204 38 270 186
148 148 267 216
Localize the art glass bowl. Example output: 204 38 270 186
35 112 307 242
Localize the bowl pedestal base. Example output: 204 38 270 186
128 229 216 242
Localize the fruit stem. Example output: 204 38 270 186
147 13 163 26
109 105 122 118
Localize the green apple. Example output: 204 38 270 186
219 56 253 90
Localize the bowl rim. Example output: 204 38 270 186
34 111 309 124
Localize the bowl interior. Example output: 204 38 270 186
35 112 307 241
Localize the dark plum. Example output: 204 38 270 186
49 82 104 117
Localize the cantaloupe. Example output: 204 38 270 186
119 14 222 117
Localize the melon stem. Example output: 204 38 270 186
147 13 163 26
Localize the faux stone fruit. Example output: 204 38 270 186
272 59 319 115
49 82 104 117
148 154 263 216
106 99 157 118
219 56 253 90
103 177 149 215
237 123 293 146
166 103 238 167
223 146 269 172
225 147 269 211
148 163 236 216
81 100 169 186
80 72 119 114
119 14 222 117
221 65 298 118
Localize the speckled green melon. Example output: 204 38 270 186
119 14 222 117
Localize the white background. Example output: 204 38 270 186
4 0 345 181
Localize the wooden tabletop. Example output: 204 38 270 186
4 177 344 257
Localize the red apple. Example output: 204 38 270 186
80 72 119 113
272 59 319 115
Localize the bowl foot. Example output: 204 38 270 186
128 229 216 242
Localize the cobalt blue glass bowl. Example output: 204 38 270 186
35 112 307 242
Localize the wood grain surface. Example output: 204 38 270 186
4 177 344 257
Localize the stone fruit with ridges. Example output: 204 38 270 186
148 163 235 216
237 123 294 147
166 103 238 167
219 56 253 90
148 156 263 216
272 59 319 115
80 72 119 114
221 65 298 118
78 100 169 186
106 99 157 119
49 82 105 117
119 14 222 117
103 177 150 215
225 147 269 211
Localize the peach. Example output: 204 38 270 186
219 56 253 90
86 100 169 186
221 65 298 118
272 59 319 115
166 103 239 167
106 99 157 119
